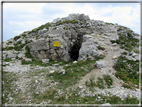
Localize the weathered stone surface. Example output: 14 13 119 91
78 35 99 60
135 55 139 60
96 61 106 69
65 13 90 21
58 69 65 74
52 17 61 23
25 58 32 62
49 70 55 74
42 59 49 64
6 54 17 59
99 103 112 107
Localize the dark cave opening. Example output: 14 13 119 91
69 33 84 61
69 45 80 61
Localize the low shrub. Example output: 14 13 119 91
113 55 139 85
25 45 33 58
97 46 105 50
103 75 113 88
14 36 21 41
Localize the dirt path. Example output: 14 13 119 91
73 36 125 89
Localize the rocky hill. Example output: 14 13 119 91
2 14 141 105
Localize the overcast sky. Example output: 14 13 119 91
3 2 140 41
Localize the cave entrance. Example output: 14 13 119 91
69 33 84 61
69 45 80 61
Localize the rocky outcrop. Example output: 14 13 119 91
3 13 140 62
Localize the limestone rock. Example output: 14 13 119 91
96 61 106 69
49 70 55 74
135 55 139 60
99 103 112 107
58 69 65 74
6 54 17 59
52 17 61 23
42 59 49 64
65 13 90 21
25 58 32 62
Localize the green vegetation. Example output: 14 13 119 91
56 20 78 26
97 46 105 50
3 72 20 104
85 77 95 87
85 75 113 89
14 35 21 41
36 35 39 40
103 75 113 88
113 55 139 85
8 41 12 43
28 23 51 34
110 33 139 51
3 46 13 50
49 60 97 89
14 44 25 51
4 58 12 62
13 40 29 51
122 83 135 90
122 51 127 55
52 27 56 30
97 77 105 89
44 35 49 39
22 34 26 38
24 45 33 58
29 87 139 104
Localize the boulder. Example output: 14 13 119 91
52 17 61 23
58 69 65 74
99 103 112 107
6 54 17 59
42 59 49 64
135 55 139 60
65 13 90 21
49 70 55 74
25 58 32 62
96 61 106 69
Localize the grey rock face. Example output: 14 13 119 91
6 54 17 59
42 59 49 64
96 61 106 69
78 35 99 60
3 13 140 63
25 58 32 62
52 17 61 23
65 13 90 21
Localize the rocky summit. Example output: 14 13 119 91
3 13 139 62
2 13 141 105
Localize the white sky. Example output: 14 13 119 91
3 2 141 41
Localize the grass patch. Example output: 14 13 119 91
52 27 56 30
85 77 96 87
36 35 39 40
117 33 139 51
103 75 113 88
122 83 135 90
44 35 49 39
28 23 51 34
4 58 12 62
22 34 26 38
97 46 105 50
96 77 105 89
113 55 139 85
56 20 78 26
24 45 33 58
14 35 21 41
2 72 20 104
3 46 14 50
47 59 97 89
